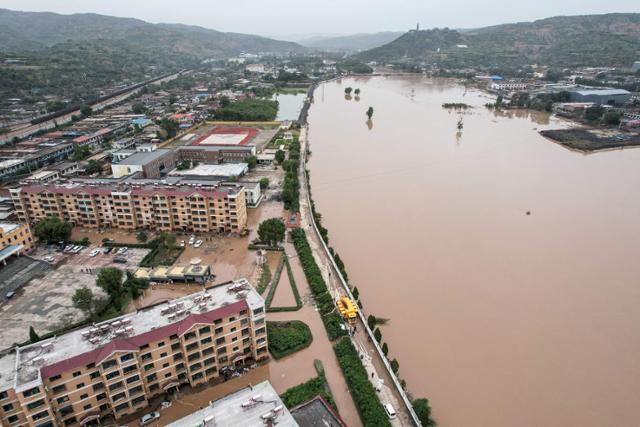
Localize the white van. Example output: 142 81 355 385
384 403 397 419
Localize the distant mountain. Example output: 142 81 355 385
356 13 640 68
299 32 405 52
0 8 305 57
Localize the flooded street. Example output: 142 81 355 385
307 76 640 427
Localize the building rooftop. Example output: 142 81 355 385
117 149 172 166
0 223 20 235
165 381 298 427
0 159 25 168
290 396 347 427
0 279 262 392
572 88 631 96
169 163 248 179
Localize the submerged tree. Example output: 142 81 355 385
344 87 353 95
354 88 361 95
366 106 374 119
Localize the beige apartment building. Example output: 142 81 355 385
0 222 33 265
10 182 247 233
0 279 268 427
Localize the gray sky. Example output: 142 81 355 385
2 0 638 39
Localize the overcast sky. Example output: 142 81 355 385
2 0 638 39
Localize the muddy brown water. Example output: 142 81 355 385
307 76 640 427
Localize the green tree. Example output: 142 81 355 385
345 87 353 95
374 327 382 343
72 145 91 161
136 230 149 243
352 286 360 300
390 358 399 373
366 106 374 119
259 178 269 190
220 96 231 108
367 314 377 330
382 342 389 356
97 267 124 300
585 105 605 122
158 118 179 139
246 155 258 169
29 326 40 343
131 103 147 114
34 216 73 243
257 218 286 246
354 88 361 95
72 286 95 317
275 149 285 164
85 160 102 175
602 111 622 125
413 398 437 426
80 105 93 117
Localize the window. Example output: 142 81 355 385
144 363 154 371
199 326 210 334
149 383 160 392
97 393 107 401
184 332 196 340
204 357 215 366
112 392 126 402
102 360 117 370
160 352 167 358
170 334 178 340
132 395 146 406
90 371 100 379
165 372 172 378
86 363 95 369
0 391 7 400
253 307 264 315
229 317 236 322
26 399 45 410
186 342 198 352
231 337 237 342
202 347 214 356
189 363 202 371
171 342 181 351
105 370 120 380
146 373 157 382
214 319 222 325
72 371 81 377
201 337 212 345
108 381 124 392
205 367 217 376
2 403 13 411
56 396 69 404
140 344 150 350
80 393 88 400
51 383 67 394
126 375 140 384
219 356 228 363
64 417 77 427
32 410 50 421
22 386 40 398
123 365 137 374
173 353 184 361
176 363 185 371
115 402 129 412
129 385 143 396
76 382 85 389
192 372 203 381
141 353 152 361
120 353 134 362
48 374 61 382
92 383 104 391
188 352 201 362
216 337 225 345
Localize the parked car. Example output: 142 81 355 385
103 247 113 254
63 244 74 252
384 403 397 420
179 240 185 247
194 240 203 248
5 291 15 300
113 256 127 264
89 249 101 257
44 256 55 263
139 412 160 426
188 237 195 245
116 246 128 254
71 245 83 253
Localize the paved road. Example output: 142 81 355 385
297 126 416 427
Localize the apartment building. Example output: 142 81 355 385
166 381 297 427
0 222 33 265
10 182 247 233
111 149 177 179
0 279 268 427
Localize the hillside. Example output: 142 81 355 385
0 8 306 102
299 32 405 52
356 13 640 68
0 8 305 56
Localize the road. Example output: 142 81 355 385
297 125 419 426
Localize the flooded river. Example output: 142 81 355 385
307 76 640 427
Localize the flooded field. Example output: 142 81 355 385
307 76 640 427
273 92 306 121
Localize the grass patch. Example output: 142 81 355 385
267 320 313 360
139 246 183 268
290 229 347 341
266 253 302 312
334 337 392 427
256 261 272 295
280 376 337 411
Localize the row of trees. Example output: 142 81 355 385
282 139 301 212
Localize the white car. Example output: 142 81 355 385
179 240 185 247
188 237 195 245
139 412 160 426
117 246 128 254
44 256 55 263
384 403 397 419
72 245 83 253
89 249 101 257
194 240 203 248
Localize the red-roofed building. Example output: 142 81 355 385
10 182 247 233
0 281 267 426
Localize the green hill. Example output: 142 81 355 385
356 13 640 68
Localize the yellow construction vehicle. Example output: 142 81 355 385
336 296 358 325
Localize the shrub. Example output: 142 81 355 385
334 337 392 426
413 398 437 426
280 376 337 410
382 342 389 357
267 321 313 359
374 327 382 343
390 358 399 374
367 314 377 330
